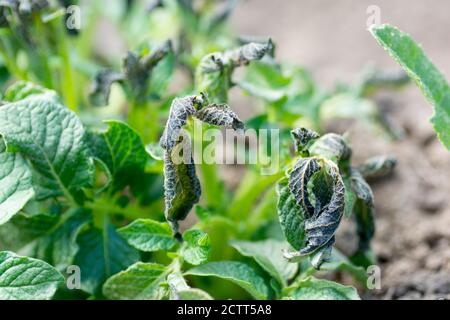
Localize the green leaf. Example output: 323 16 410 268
276 177 306 251
3 81 49 102
321 249 368 284
166 272 213 300
181 229 211 266
0 251 64 300
370 24 450 150
177 288 214 300
185 261 270 300
118 219 178 252
28 209 90 272
0 88 94 204
89 120 148 192
103 262 167 300
230 239 298 286
285 277 360 300
0 141 35 225
74 223 139 295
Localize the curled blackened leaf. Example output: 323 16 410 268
89 70 124 107
123 40 173 103
291 128 320 154
309 133 352 163
17 0 48 15
225 41 274 68
196 41 272 102
357 155 397 180
349 168 375 255
195 103 245 132
278 158 345 269
288 158 321 216
238 35 276 58
301 162 345 258
160 95 206 151
163 149 201 238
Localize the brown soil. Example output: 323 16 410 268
231 0 450 300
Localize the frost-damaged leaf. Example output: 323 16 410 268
89 70 124 107
370 24 450 150
195 104 245 132
118 219 178 252
0 140 35 225
0 87 94 204
350 169 375 256
160 95 203 151
27 209 90 272
185 261 270 300
0 251 63 300
124 40 173 103
301 162 345 256
309 133 352 163
282 159 345 269
74 224 139 295
230 239 298 287
103 262 167 300
196 41 272 102
276 177 306 251
89 120 148 192
163 151 201 236
284 277 360 300
181 229 211 266
291 128 319 154
357 155 397 180
160 94 244 235
288 158 321 215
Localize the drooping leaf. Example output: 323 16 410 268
370 24 450 150
181 229 211 266
0 251 63 300
195 103 245 132
357 155 397 180
118 219 178 252
185 261 270 300
89 120 148 192
74 223 139 295
89 70 124 107
103 262 167 300
230 239 298 286
196 42 272 102
123 40 173 103
0 140 35 225
284 277 360 300
162 151 201 236
349 169 376 263
0 87 94 204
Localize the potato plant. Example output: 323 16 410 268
0 1 449 300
